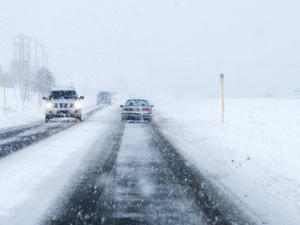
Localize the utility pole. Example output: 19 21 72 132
14 33 31 104
34 38 37 75
22 81 25 112
34 38 41 106
42 45 45 67
46 52 49 68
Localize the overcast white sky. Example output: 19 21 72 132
1 0 300 99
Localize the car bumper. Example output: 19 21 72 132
46 108 81 118
122 113 152 121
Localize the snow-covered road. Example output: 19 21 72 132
44 122 212 225
98 123 207 224
0 105 120 225
1 98 300 225
0 105 105 157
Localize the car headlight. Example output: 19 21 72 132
74 101 82 109
46 102 53 109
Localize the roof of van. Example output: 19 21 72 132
50 86 76 91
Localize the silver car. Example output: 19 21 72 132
43 87 84 122
120 99 154 122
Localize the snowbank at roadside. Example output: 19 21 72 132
155 98 300 224
0 87 44 128
0 87 99 129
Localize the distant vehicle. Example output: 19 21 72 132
43 86 84 122
97 91 111 105
110 92 118 101
120 99 154 122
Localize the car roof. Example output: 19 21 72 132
50 86 76 91
126 99 148 101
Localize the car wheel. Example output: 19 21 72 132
45 116 51 123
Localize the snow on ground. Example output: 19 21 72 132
0 87 44 128
0 105 120 225
1 89 300 224
154 98 300 224
0 87 98 129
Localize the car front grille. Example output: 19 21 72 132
59 103 68 108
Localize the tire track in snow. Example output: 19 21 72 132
0 105 104 158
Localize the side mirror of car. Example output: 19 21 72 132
120 105 124 107
151 105 154 107
42 97 47 100
79 96 84 99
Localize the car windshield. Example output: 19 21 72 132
125 100 149 106
49 91 77 100
98 92 109 96
98 92 110 98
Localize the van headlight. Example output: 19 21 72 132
46 102 53 109
74 101 82 109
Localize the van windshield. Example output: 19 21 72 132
49 91 77 100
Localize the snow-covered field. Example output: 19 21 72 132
0 87 97 129
155 98 300 224
1 87 300 224
0 87 44 128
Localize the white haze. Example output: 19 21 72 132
1 0 300 99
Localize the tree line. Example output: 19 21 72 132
0 34 56 106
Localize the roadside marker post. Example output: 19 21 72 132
3 74 7 115
220 73 224 123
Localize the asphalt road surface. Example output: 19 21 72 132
0 105 102 157
43 123 208 225
42 121 253 225
98 123 207 225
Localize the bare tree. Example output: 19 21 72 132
33 66 55 106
